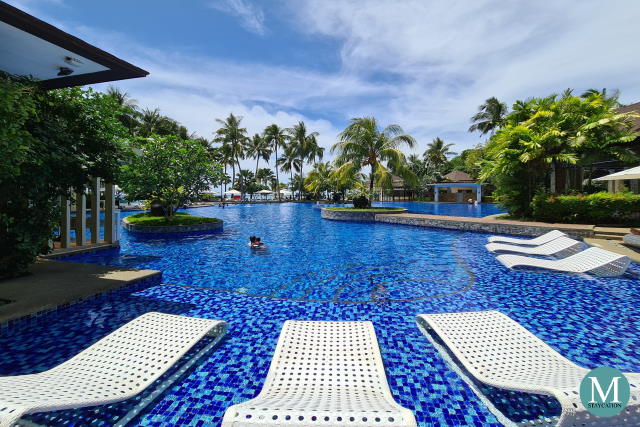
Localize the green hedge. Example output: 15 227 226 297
531 192 640 224
126 212 220 226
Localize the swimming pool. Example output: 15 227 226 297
1 203 638 426
373 201 505 217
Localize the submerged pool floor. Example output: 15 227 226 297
1 203 638 426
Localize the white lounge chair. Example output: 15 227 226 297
0 312 227 427
497 247 631 277
623 233 640 249
486 236 584 257
416 310 640 427
487 229 566 246
222 320 416 426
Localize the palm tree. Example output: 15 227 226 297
214 113 248 197
247 133 272 178
263 124 287 202
424 137 456 170
107 86 138 135
256 168 275 187
305 162 334 200
277 142 302 197
106 86 138 109
106 86 138 133
137 108 161 137
287 121 321 200
331 117 417 205
468 97 508 135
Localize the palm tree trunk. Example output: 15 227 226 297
255 157 260 180
223 164 227 192
275 143 281 202
231 162 235 188
369 164 375 207
236 158 243 200
299 157 304 201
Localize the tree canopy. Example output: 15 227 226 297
119 135 225 217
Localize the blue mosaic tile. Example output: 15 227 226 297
0 203 638 426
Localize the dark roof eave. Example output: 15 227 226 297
0 2 149 89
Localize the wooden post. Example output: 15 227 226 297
90 177 100 243
60 196 71 248
75 187 87 246
104 183 116 243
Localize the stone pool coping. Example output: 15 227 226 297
374 213 595 238
321 207 407 221
0 259 161 327
122 216 223 233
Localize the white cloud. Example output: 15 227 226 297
208 0 266 35
287 0 640 152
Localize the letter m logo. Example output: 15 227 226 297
590 376 621 403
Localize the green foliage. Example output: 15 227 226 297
531 191 640 224
480 90 638 216
447 145 485 179
0 77 128 278
352 195 369 208
119 135 225 217
304 162 334 199
126 212 220 226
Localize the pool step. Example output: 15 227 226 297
593 227 630 241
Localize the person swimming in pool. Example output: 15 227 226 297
248 236 266 248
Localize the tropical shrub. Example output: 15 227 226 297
353 196 369 208
1 77 128 278
119 135 225 217
531 191 640 224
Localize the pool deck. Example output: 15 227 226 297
375 212 596 238
584 238 640 263
0 259 161 325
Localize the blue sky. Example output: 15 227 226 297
8 0 640 171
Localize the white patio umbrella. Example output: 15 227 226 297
256 189 273 200
594 166 640 181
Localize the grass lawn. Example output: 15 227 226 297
126 212 221 226
325 207 405 212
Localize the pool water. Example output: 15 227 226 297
1 202 638 426
373 201 505 217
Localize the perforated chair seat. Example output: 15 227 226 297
222 321 416 426
0 312 227 427
416 311 640 426
486 236 583 257
496 247 631 277
488 230 567 246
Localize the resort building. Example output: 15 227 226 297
432 170 483 202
